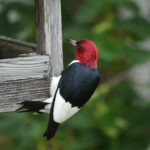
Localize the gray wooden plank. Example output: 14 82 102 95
0 79 50 112
0 54 49 82
0 35 36 58
36 0 63 76
0 54 50 112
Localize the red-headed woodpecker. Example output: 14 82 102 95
17 39 100 140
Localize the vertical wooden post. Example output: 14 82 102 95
35 0 63 76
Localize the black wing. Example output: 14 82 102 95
59 63 100 107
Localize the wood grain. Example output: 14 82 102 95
0 54 50 112
0 54 49 82
0 79 50 112
0 0 64 112
0 35 36 58
36 0 63 76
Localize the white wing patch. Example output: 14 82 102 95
50 76 61 96
53 89 79 123
40 76 61 114
39 61 80 115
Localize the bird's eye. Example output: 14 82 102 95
77 44 83 48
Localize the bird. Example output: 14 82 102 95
17 39 100 140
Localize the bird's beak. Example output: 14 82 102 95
67 39 77 47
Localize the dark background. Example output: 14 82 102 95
0 0 150 150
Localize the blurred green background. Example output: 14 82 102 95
0 0 150 150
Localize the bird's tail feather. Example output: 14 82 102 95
16 101 49 113
43 119 59 140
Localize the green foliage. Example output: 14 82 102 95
0 0 35 42
0 0 150 150
114 16 150 39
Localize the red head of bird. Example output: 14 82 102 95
67 39 98 69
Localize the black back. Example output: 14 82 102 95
59 63 100 107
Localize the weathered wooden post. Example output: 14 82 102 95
0 0 63 112
36 0 63 76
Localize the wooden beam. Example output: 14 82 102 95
36 0 63 76
0 79 49 112
0 54 49 82
0 0 64 112
0 54 49 112
0 35 36 58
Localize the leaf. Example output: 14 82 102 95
121 1 140 14
114 17 150 39
96 36 125 62
74 0 126 23
125 46 150 64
